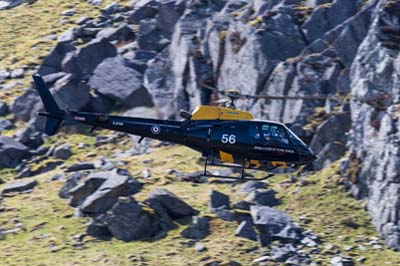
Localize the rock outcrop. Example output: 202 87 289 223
345 0 400 251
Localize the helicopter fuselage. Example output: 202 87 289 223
61 111 315 170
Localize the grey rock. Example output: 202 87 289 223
180 216 210 239
68 172 108 207
330 255 354 266
87 0 102 6
15 160 63 179
143 48 175 118
2 179 37 195
50 74 91 111
251 206 303 246
239 181 267 194
195 242 206 252
127 0 158 24
86 215 111 238
214 208 235 222
0 69 10 80
148 188 198 218
10 89 40 121
102 2 121 15
97 23 135 43
345 3 400 250
59 172 83 199
270 244 298 262
37 41 76 76
62 38 117 78
88 56 153 108
0 136 30 168
137 18 170 52
235 220 257 241
209 189 230 210
106 197 162 241
0 0 24 10
57 29 76 42
245 189 279 207
15 118 44 149
79 171 141 214
53 144 72 160
65 162 95 172
232 201 251 211
61 9 76 16
10 68 24 79
302 0 358 43
0 119 13 131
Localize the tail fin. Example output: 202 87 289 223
32 74 65 136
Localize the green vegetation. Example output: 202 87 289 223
1 142 400 265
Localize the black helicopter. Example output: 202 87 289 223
33 74 320 180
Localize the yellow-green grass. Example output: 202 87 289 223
1 142 400 265
0 0 130 102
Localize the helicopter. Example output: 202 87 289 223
32 74 327 181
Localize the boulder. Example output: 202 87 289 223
106 197 162 241
245 189 279 207
11 89 41 122
53 144 72 160
239 181 268 194
137 18 170 52
250 206 303 246
37 41 76 76
0 136 30 168
62 38 117 78
86 215 111 239
0 101 9 116
143 48 176 118
15 118 44 149
68 172 108 207
235 220 257 241
0 69 10 80
52 75 91 111
10 68 24 79
127 0 158 24
148 188 198 219
180 216 210 239
214 208 235 222
96 23 135 42
65 162 95 172
0 119 13 131
1 179 37 195
79 171 142 214
88 56 153 108
209 189 230 210
59 172 83 199
145 197 177 230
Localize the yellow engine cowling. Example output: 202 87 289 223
191 106 254 121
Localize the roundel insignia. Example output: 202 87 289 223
151 125 161 135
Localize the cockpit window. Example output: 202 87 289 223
261 124 289 144
285 127 307 146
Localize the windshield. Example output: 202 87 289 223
261 124 289 145
284 126 307 146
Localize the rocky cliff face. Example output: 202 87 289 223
346 0 400 250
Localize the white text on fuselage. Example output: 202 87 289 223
254 146 295 154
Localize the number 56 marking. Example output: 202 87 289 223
221 134 236 144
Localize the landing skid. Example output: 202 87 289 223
202 156 276 181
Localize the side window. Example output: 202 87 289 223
250 125 260 139
262 124 289 144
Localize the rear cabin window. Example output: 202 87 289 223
261 124 289 144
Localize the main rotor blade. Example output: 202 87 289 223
243 94 342 101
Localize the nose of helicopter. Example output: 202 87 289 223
298 147 317 163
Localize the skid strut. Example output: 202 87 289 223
202 153 275 181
